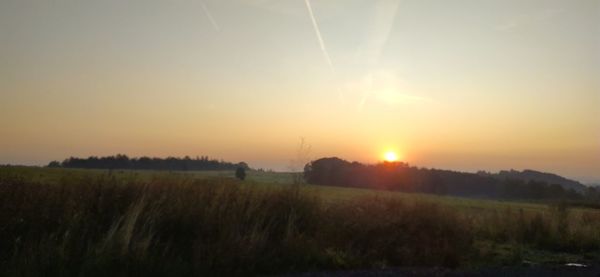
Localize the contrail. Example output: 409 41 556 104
200 0 220 32
304 0 344 103
358 0 400 111
304 0 335 74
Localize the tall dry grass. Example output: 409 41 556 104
472 202 600 253
0 173 474 276
1 172 600 276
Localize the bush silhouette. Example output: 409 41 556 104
236 167 246 180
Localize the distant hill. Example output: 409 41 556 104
486 169 586 192
304 157 586 201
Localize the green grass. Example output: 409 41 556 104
2 167 590 209
0 166 293 185
4 166 600 237
2 166 600 276
3 166 599 230
0 166 556 206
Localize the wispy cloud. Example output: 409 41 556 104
349 71 430 111
200 0 220 32
361 0 401 66
356 0 401 110
495 8 564 31
304 0 335 74
304 0 343 103
241 0 305 17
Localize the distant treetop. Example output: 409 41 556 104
304 157 586 201
52 154 250 171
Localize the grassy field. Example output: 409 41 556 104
4 166 585 213
2 166 600 276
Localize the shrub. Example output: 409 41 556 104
235 167 246 181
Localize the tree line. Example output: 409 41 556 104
48 154 249 171
304 157 594 201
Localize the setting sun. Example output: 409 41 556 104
1 0 599 274
384 151 399 162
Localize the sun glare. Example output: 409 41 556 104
384 151 398 162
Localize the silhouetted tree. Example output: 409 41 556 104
304 157 584 201
59 154 248 171
235 167 246 181
47 161 61 168
237 162 249 170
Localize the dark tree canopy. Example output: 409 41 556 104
304 157 584 201
47 161 61 168
53 154 250 171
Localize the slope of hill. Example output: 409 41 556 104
491 169 586 192
304 157 586 200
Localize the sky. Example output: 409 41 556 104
1 0 599 182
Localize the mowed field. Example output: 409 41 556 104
2 166 600 276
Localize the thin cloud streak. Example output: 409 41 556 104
200 0 220 32
304 0 344 104
351 71 430 111
355 0 400 112
495 8 564 31
304 0 335 73
358 0 401 111
363 0 401 66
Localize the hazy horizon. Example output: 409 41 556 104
1 0 599 183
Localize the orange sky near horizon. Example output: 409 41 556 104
1 0 598 182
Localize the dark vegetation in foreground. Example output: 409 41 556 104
2 171 600 276
305 157 600 203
